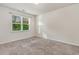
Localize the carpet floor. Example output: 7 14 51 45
0 37 79 55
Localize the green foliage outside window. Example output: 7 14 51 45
12 15 29 31
23 24 29 30
12 24 21 31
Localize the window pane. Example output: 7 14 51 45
23 24 29 30
12 24 21 31
12 15 21 23
23 17 29 30
23 17 28 24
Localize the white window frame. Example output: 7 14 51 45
12 15 30 32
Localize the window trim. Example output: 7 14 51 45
11 15 30 32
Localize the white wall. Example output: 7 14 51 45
37 4 79 46
0 6 36 44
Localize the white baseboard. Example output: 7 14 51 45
1 35 79 47
0 35 35 44
41 36 79 47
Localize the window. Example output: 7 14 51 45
12 15 29 31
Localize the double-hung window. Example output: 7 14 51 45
12 15 29 31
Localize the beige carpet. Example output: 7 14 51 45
0 37 79 55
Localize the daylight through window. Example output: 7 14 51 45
12 15 29 31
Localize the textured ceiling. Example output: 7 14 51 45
1 3 74 15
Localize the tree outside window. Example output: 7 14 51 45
12 15 29 31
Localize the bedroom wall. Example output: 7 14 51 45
37 4 79 46
0 6 36 44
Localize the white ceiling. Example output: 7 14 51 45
1 3 74 15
